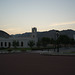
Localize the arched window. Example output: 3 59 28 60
1 42 3 47
21 42 23 47
8 42 11 48
5 42 6 46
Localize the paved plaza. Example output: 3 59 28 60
0 52 75 75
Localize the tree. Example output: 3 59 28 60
41 37 50 47
70 38 75 46
37 40 41 48
57 35 70 47
12 40 19 48
50 38 55 44
28 40 35 48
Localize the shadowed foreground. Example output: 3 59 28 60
0 53 75 75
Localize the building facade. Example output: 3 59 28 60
0 27 38 48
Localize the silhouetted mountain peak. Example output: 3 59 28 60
0 30 10 38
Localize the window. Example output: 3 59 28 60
21 42 23 46
1 42 3 47
8 42 11 48
5 42 7 46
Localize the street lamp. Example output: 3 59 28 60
56 31 60 52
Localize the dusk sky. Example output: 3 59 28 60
0 0 75 34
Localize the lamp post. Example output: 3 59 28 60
56 31 60 52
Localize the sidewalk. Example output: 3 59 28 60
30 47 75 56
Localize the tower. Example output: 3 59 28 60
31 27 37 38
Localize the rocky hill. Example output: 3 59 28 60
0 30 11 38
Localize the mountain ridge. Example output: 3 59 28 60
0 29 75 39
0 30 11 38
11 29 75 39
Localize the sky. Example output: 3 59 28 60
0 0 75 34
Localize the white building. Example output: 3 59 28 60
0 27 38 48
